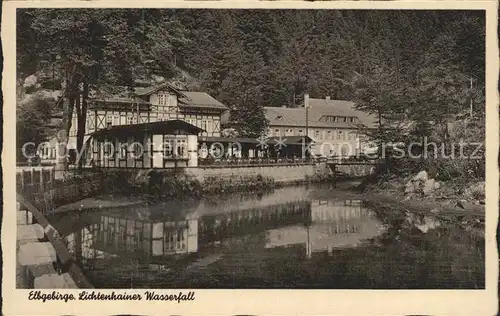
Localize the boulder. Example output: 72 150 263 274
404 181 416 194
465 182 485 200
413 170 428 182
423 179 436 195
23 74 38 88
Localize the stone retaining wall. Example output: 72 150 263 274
185 164 317 184
334 164 375 177
16 201 78 289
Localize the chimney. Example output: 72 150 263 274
325 96 331 101
304 93 310 108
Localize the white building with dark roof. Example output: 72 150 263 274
264 94 377 157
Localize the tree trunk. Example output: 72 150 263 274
76 80 88 169
55 76 70 178
55 66 78 178
377 111 383 159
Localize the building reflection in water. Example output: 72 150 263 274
265 199 383 258
63 198 381 266
64 213 198 265
198 200 312 246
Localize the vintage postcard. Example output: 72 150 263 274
2 1 498 315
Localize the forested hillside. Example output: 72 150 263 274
17 9 485 173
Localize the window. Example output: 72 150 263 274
201 120 208 132
275 129 280 137
327 131 332 139
120 144 127 160
337 131 343 140
158 93 168 106
131 143 142 159
163 139 174 158
166 106 176 114
176 139 187 158
113 115 120 126
344 117 348 123
298 129 303 135
106 115 113 127
276 115 284 121
350 117 355 123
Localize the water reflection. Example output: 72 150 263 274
266 199 383 258
62 197 379 261
52 185 484 289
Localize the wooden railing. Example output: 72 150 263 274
198 155 379 167
17 167 103 215
198 157 315 167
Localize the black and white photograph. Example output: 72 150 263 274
4 1 498 315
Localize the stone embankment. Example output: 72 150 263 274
17 201 78 288
16 197 93 289
360 169 485 236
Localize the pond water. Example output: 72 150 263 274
48 184 484 289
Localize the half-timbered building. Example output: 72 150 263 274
87 120 203 169
68 82 228 150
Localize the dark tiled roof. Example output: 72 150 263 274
199 136 260 144
265 98 377 129
198 136 314 146
178 91 228 110
90 120 203 137
133 82 187 97
267 136 314 145
133 82 228 111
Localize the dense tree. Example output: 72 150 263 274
16 96 55 159
17 9 189 169
17 9 485 157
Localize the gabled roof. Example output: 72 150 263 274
178 91 228 110
133 83 228 111
265 98 378 129
133 82 190 99
90 120 204 137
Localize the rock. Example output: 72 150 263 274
413 170 428 182
455 199 475 210
415 216 440 233
23 74 38 88
464 182 485 200
423 179 436 195
434 181 441 190
404 182 415 194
